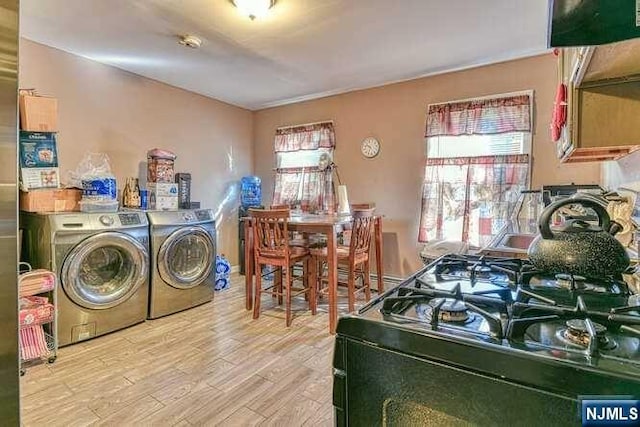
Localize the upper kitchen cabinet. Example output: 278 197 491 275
556 38 640 163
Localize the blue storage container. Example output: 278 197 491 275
240 176 262 208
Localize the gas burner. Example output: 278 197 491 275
414 299 474 324
522 273 627 299
438 299 470 323
467 264 493 279
559 319 616 350
555 273 587 290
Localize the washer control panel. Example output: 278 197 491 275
99 215 115 226
118 213 142 226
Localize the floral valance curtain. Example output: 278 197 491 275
275 122 336 152
426 94 531 137
418 154 529 246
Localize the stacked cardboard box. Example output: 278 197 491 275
148 182 179 210
18 89 80 213
147 148 179 210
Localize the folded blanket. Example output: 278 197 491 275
18 269 56 297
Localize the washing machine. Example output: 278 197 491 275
20 211 150 346
146 209 216 319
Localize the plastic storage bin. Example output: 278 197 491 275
241 176 262 208
79 200 119 213
147 149 176 183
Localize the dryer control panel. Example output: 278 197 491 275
182 211 197 222
195 210 212 221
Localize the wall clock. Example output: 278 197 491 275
361 137 380 158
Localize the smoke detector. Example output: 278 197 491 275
178 35 202 49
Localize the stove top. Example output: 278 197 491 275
353 254 640 376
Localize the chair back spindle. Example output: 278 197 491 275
250 209 291 259
349 209 375 257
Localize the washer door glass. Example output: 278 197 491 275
159 226 214 289
61 232 149 310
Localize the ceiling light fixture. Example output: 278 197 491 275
231 0 276 20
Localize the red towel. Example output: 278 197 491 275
551 83 567 142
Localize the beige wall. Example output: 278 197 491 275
19 39 253 265
254 54 601 276
602 149 640 189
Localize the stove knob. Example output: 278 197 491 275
99 215 114 226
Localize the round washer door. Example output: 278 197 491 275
158 226 215 289
61 232 149 310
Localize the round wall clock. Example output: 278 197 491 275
361 137 380 158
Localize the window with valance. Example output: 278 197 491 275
418 93 532 247
272 121 335 212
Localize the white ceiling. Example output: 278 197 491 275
20 0 551 110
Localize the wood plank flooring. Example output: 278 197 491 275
20 274 340 426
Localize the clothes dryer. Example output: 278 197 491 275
146 209 216 319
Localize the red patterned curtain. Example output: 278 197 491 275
272 167 334 212
418 155 529 246
426 94 531 137
273 122 335 211
274 122 336 152
419 93 532 246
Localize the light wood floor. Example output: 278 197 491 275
20 274 338 427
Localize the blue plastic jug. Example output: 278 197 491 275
240 176 262 208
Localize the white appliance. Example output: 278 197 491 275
146 209 216 319
20 212 150 346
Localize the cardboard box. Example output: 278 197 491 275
151 195 179 211
19 131 60 191
20 189 82 213
148 183 178 197
19 93 58 132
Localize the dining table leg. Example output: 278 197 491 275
374 217 384 293
244 220 253 311
326 224 338 334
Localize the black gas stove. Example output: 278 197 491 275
333 254 640 426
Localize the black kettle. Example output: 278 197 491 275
527 197 630 277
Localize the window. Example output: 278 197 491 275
418 93 532 248
272 122 335 211
276 147 333 169
426 132 529 158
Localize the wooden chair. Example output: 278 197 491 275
250 208 315 326
311 208 375 312
341 203 375 245
270 204 308 247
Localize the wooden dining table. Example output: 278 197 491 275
243 213 384 334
